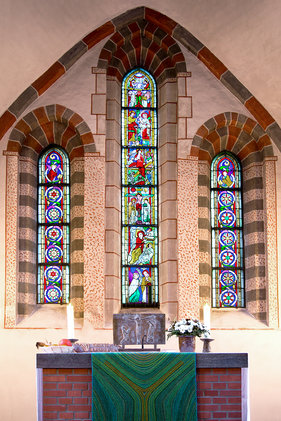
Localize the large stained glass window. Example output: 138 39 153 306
37 147 70 304
211 152 245 308
121 69 158 306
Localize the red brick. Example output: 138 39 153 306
74 369 91 375
228 412 242 418
197 374 219 382
0 110 17 141
44 397 57 405
44 375 66 382
197 412 212 419
213 398 227 404
67 390 82 397
43 413 59 420
44 369 57 374
220 375 241 382
73 397 89 405
82 390 92 397
83 22 115 49
45 390 67 397
59 413 74 419
32 62 65 96
202 390 219 397
198 382 212 390
197 397 212 405
213 412 227 418
198 404 220 412
73 383 89 390
75 412 91 419
45 405 66 412
69 405 91 412
58 398 73 405
212 368 230 374
58 369 74 374
43 383 58 390
58 383 73 390
228 398 241 404
221 404 241 411
219 390 241 397
213 383 227 389
228 383 241 390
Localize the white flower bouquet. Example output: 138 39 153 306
167 318 209 339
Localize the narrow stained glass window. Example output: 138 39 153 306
37 147 70 304
211 152 245 308
121 69 158 306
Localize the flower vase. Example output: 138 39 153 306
178 335 196 352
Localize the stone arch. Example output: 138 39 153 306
194 112 277 326
98 20 186 83
191 112 273 164
4 105 94 325
7 105 95 160
1 7 281 152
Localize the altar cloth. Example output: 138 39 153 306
91 352 197 421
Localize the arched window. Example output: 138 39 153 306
121 69 158 307
37 147 70 304
210 152 245 308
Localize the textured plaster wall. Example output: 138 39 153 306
2 0 281 127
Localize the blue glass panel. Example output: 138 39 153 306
37 147 70 304
211 153 244 308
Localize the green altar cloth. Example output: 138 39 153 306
91 352 197 421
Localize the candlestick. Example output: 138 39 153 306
203 303 211 337
67 303 75 339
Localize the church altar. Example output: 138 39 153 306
37 352 248 420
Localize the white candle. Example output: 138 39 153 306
203 303 211 337
67 303 75 339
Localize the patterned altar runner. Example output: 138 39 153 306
91 352 197 421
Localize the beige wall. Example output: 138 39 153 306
1 0 281 126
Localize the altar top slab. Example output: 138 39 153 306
37 352 248 369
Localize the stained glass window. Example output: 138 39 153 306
211 152 245 308
37 147 70 304
121 69 158 306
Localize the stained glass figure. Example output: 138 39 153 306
37 148 70 304
211 153 245 308
121 69 158 306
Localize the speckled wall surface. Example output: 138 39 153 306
178 157 199 319
84 154 105 327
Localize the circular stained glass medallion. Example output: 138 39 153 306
219 230 236 247
45 186 62 203
218 191 235 207
44 285 62 303
219 210 236 227
219 249 236 266
45 266 62 284
46 245 63 262
46 226 62 243
220 290 237 307
46 206 63 223
219 270 237 287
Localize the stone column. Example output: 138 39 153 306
4 151 19 327
263 157 279 327
158 79 178 322
84 153 105 328
178 156 200 319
